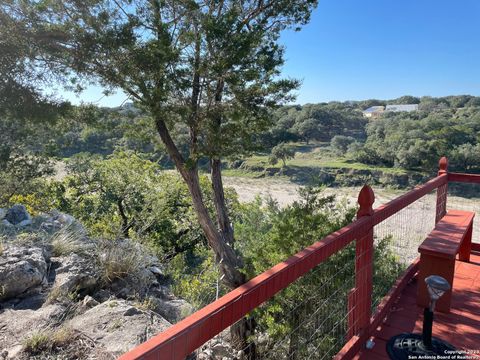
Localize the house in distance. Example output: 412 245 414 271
362 105 385 118
385 104 419 112
363 103 419 118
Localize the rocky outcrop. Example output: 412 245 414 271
0 246 47 300
51 253 99 297
0 208 193 359
0 303 67 358
151 297 193 324
3 205 31 227
68 299 171 356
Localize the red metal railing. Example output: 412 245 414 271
119 158 479 360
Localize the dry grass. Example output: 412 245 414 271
23 328 79 356
23 332 51 354
99 241 143 283
50 225 87 257
46 286 79 304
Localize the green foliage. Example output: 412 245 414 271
231 188 403 357
269 143 295 167
22 328 77 355
168 245 226 310
450 143 480 172
0 115 57 206
330 135 356 155
354 107 480 172
23 332 51 354
4 0 319 164
258 103 367 150
47 152 213 259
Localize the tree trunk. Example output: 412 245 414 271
211 158 257 358
154 114 255 359
210 158 234 245
153 116 246 288
117 198 132 238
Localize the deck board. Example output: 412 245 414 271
354 252 480 359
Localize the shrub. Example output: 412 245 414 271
330 135 355 155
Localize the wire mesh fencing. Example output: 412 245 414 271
447 182 480 245
371 190 437 311
247 243 357 360
187 243 357 360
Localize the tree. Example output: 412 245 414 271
3 1 318 354
269 143 295 167
330 135 355 155
450 143 480 172
292 118 320 144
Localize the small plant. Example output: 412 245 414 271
13 232 43 247
23 332 51 354
46 286 79 304
50 225 86 257
107 319 123 332
51 327 75 348
99 241 142 282
135 297 157 311
107 300 119 308
23 328 76 355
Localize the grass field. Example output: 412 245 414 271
228 142 411 177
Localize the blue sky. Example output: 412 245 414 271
60 0 480 106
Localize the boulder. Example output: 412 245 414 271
68 299 171 356
0 304 66 357
51 253 99 297
0 246 47 300
0 220 13 228
0 208 6 220
82 295 99 308
4 205 30 226
39 211 85 234
151 298 194 323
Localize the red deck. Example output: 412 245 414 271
354 251 480 359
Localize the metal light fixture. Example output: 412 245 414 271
386 275 456 359
426 275 450 309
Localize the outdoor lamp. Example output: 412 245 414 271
386 275 456 359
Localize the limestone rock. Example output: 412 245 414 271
52 253 99 296
68 299 171 356
0 304 67 355
151 298 194 324
82 295 99 308
39 211 85 234
4 205 30 226
0 246 47 300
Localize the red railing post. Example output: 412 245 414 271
348 185 375 339
435 157 448 223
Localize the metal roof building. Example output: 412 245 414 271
385 104 419 112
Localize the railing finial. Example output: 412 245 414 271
357 185 375 218
439 157 448 174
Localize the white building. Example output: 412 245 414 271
385 104 419 112
362 106 385 118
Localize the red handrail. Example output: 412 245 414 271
449 172 480 184
119 160 480 360
119 218 368 360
